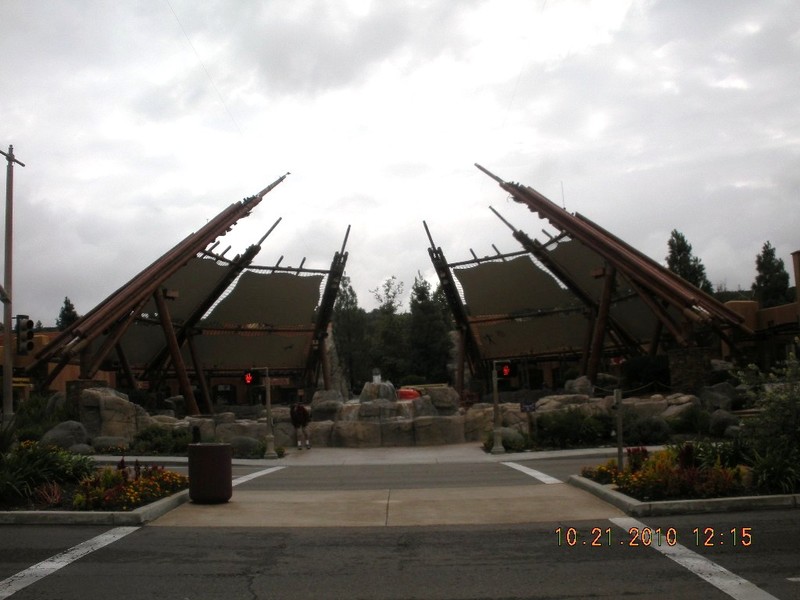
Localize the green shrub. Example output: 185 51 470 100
131 426 191 455
739 347 800 493
667 404 710 435
0 441 95 506
12 394 73 442
626 416 671 445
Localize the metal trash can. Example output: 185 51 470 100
188 443 232 504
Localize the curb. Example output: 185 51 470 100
0 490 190 526
568 475 800 516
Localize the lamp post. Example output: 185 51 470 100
262 367 278 459
1 145 24 426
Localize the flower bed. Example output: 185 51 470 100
1 441 188 512
581 444 752 502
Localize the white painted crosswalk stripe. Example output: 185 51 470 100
610 517 779 600
0 526 139 599
502 461 562 484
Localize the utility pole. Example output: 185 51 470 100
1 145 24 425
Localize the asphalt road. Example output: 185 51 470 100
1 456 798 599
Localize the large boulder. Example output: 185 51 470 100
358 400 394 422
709 409 739 438
41 420 88 449
381 418 415 447
359 382 397 402
308 421 333 447
215 421 267 442
411 396 438 418
565 376 593 395
416 386 460 415
413 416 465 446
78 387 155 440
185 416 216 442
535 394 590 412
700 382 740 411
622 396 668 418
332 421 382 447
310 389 344 422
463 405 493 441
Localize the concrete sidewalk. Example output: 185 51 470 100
151 444 627 527
2 444 797 526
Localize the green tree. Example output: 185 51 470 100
56 296 79 331
666 230 713 293
332 275 368 394
740 348 800 493
408 274 452 383
367 276 408 383
752 241 792 308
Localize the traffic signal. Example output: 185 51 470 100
495 361 516 379
242 369 259 386
16 315 35 355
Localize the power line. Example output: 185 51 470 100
165 0 244 136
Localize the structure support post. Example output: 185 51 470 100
456 327 466 400
186 334 213 414
154 290 200 415
263 367 277 459
491 361 504 454
588 266 616 383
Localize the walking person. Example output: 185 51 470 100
290 402 312 450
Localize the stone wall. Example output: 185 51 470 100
46 377 744 453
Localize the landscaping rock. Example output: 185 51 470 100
709 409 739 438
359 381 397 402
308 421 333 447
463 404 493 441
216 421 267 442
333 420 382 447
68 443 94 455
419 386 460 415
565 376 593 395
414 415 465 446
381 418 415 446
229 435 263 458
310 389 344 421
41 420 89 449
185 417 215 442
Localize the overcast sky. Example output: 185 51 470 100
1 0 798 325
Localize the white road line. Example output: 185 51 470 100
610 517 779 600
0 526 139 600
232 466 285 487
501 461 562 484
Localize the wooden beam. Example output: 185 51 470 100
588 266 616 382
186 334 213 414
154 290 200 416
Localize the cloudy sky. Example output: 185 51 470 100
1 0 798 325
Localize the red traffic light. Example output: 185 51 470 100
243 370 255 385
495 361 516 378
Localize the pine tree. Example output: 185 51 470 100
332 276 368 395
666 230 713 293
56 296 79 331
752 241 791 308
408 274 452 383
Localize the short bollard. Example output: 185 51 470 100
188 443 232 504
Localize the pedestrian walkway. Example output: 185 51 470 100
150 444 626 528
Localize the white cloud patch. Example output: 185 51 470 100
0 0 798 324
